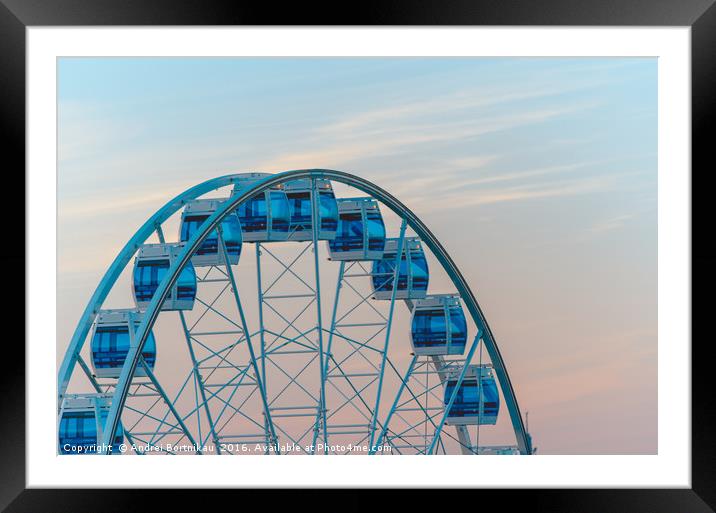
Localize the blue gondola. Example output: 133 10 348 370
132 243 197 311
328 197 386 261
58 395 124 455
410 295 467 356
90 309 157 379
284 178 338 241
179 198 243 267
444 365 499 426
232 172 291 242
371 237 429 300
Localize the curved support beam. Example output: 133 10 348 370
60 169 529 455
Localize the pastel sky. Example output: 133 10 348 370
57 57 657 454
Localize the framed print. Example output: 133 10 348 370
3 0 715 510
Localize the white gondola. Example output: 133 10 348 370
58 394 123 455
410 294 468 356
90 309 157 379
179 198 243 267
284 178 338 241
132 243 197 311
232 172 291 243
328 197 386 261
371 237 429 300
444 364 499 426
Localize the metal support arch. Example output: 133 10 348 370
58 169 530 455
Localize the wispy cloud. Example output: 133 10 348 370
589 214 634 233
58 100 140 164
248 96 609 217
316 80 601 136
59 190 174 219
58 177 206 219
410 162 591 196
258 102 598 172
401 175 616 214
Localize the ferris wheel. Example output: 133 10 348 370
57 169 534 456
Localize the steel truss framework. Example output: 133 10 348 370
58 169 533 455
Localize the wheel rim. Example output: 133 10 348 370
57 169 532 455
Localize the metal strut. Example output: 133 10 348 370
157 224 223 453
368 218 407 450
427 332 481 455
310 178 330 452
217 226 280 453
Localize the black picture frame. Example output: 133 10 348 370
3 1 714 511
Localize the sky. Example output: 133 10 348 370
57 57 657 454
